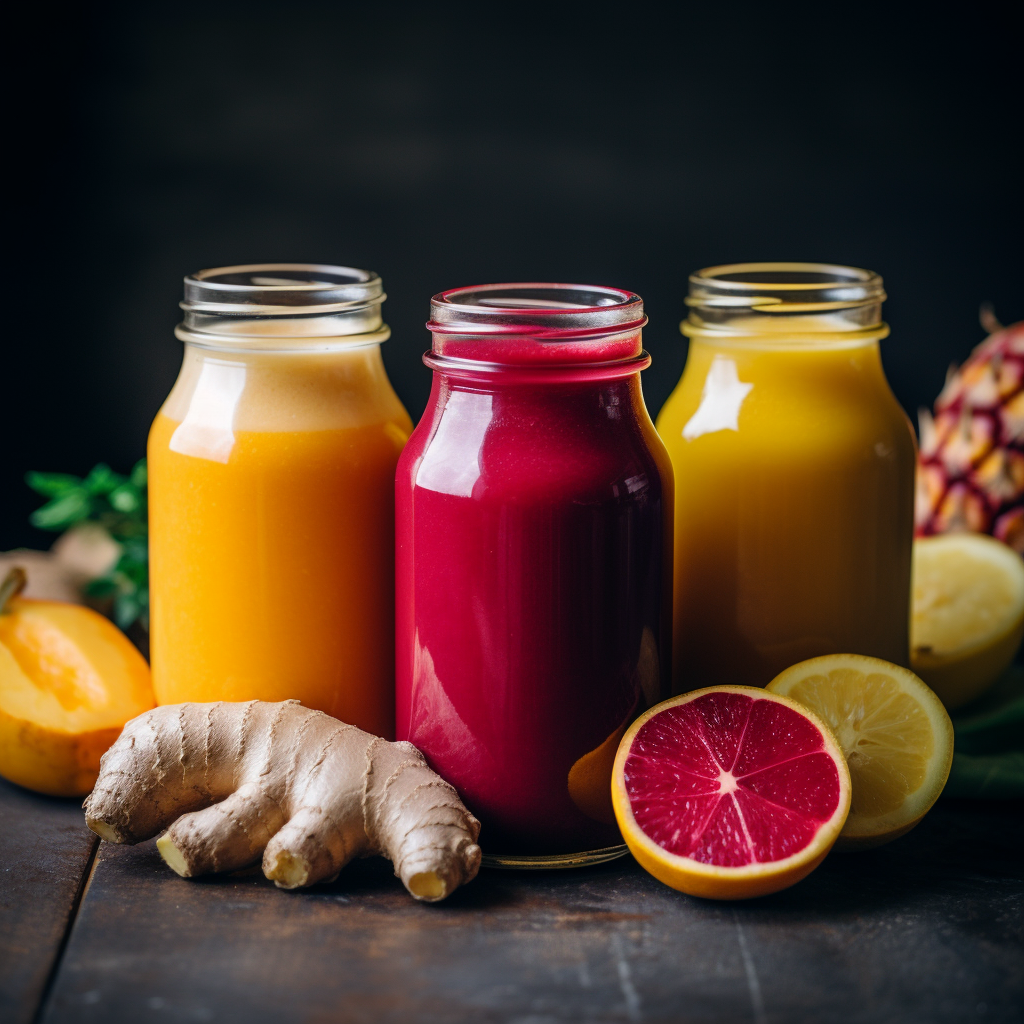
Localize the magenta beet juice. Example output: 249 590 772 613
396 285 672 863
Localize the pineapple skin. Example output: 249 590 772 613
916 321 1024 555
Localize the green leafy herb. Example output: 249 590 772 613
26 459 149 632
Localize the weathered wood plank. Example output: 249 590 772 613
0 778 98 1024
39 800 1023 1024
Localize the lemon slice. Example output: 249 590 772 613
911 533 1024 709
766 655 953 850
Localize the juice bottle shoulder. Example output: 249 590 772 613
400 378 667 507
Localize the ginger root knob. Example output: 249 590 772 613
83 700 482 902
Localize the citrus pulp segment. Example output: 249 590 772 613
611 687 850 900
767 654 953 849
911 533 1024 709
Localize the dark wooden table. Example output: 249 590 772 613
2 776 1021 1024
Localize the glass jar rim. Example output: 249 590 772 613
682 262 887 344
686 262 885 311
182 263 384 315
176 263 389 350
429 283 646 336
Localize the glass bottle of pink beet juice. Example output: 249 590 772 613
396 284 672 865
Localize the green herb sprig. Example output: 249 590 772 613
26 460 149 631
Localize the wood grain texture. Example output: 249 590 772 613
35 800 1023 1024
0 778 97 1024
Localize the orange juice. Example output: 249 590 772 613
657 264 916 692
148 265 411 736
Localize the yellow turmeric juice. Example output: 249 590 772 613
148 265 410 737
657 265 916 692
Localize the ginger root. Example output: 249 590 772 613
83 700 482 902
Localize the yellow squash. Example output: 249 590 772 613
0 567 154 796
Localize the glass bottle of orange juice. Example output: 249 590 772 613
657 263 916 691
148 264 411 736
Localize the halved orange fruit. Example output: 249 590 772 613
612 686 850 900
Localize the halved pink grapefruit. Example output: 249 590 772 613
611 686 851 899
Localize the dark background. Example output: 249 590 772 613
5 1 1021 549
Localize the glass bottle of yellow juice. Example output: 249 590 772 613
148 265 411 736
657 263 916 691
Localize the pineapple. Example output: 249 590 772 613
916 310 1024 554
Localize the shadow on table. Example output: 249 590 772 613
118 797 1023 923
746 798 1024 920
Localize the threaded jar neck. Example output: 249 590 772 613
176 263 389 351
426 283 648 375
682 263 888 346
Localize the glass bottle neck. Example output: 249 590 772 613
177 263 389 352
425 283 647 378
682 262 887 347
425 335 650 385
429 369 651 430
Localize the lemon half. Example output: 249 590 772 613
911 533 1024 710
767 654 953 850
